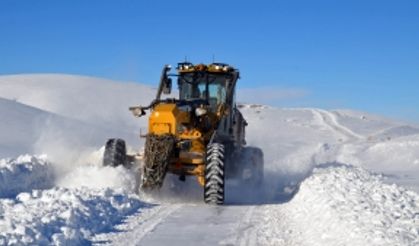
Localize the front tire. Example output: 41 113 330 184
141 134 175 190
204 143 225 205
103 138 127 167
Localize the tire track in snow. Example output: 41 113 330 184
312 109 364 141
93 204 182 245
130 204 183 243
236 206 258 246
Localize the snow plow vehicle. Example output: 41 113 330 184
103 62 264 204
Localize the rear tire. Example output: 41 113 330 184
103 138 127 167
241 147 264 186
204 143 225 205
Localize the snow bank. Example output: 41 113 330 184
259 164 419 246
0 149 138 197
0 155 54 198
363 135 419 172
0 154 146 245
0 187 145 245
57 165 138 192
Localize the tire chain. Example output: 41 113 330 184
141 134 175 190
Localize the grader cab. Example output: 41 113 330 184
103 62 263 205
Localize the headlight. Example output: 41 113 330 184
195 107 207 116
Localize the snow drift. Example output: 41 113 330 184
258 164 419 245
0 155 53 198
0 154 145 245
0 186 145 245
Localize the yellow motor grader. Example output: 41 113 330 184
103 62 263 204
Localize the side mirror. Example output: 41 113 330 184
129 106 146 117
162 78 172 94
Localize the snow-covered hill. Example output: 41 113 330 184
0 74 154 164
0 74 153 130
0 97 125 158
0 97 52 157
0 74 418 245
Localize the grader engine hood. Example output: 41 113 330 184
149 103 189 135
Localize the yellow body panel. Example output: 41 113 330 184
148 103 189 135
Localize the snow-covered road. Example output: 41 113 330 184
0 75 418 245
95 165 418 246
94 204 264 245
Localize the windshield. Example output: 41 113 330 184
178 73 227 108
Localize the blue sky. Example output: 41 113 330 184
1 1 418 122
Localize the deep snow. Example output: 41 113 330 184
0 184 144 245
0 74 418 245
258 164 419 245
0 155 53 198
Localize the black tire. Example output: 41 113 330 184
204 143 225 205
241 147 264 186
103 138 127 167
